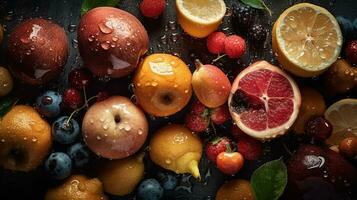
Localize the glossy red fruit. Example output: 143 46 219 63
339 137 357 159
140 0 166 18
63 88 83 110
224 35 246 59
207 32 227 54
185 114 209 133
191 100 207 115
305 117 332 141
210 105 231 125
237 136 262 160
288 145 357 193
68 68 91 90
345 40 357 64
205 137 232 162
216 152 244 175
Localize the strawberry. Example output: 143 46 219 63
191 99 207 115
185 114 209 133
345 40 357 64
205 137 232 162
207 32 227 54
216 152 244 175
140 0 166 18
210 105 231 125
62 88 83 110
237 136 262 160
224 35 246 59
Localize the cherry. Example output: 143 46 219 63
305 117 333 141
62 88 83 110
68 68 91 90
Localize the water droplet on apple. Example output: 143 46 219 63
98 22 113 34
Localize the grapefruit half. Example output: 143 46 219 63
228 61 301 140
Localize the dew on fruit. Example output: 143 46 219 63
168 20 177 30
160 35 168 45
31 137 37 142
172 132 188 144
96 135 102 140
100 42 110 50
103 124 109 130
128 83 135 93
151 81 158 87
98 22 113 34
138 128 144 135
1 138 5 143
72 39 78 48
67 24 77 33
165 159 172 164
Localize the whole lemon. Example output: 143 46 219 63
0 105 52 171
98 153 145 196
149 124 202 178
45 174 108 200
133 54 192 117
216 179 255 200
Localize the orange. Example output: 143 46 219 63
45 174 108 200
98 153 144 196
324 99 357 146
149 124 202 179
133 54 192 117
272 3 342 77
216 179 256 200
176 0 226 38
0 105 52 171
292 87 326 134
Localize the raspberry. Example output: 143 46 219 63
224 35 246 59
206 32 227 54
190 99 207 115
249 24 267 45
345 40 357 64
140 0 166 18
62 88 83 110
185 114 209 133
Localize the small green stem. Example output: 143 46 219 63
260 0 272 17
65 95 97 126
281 141 293 156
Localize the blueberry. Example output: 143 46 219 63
137 179 164 200
44 152 72 180
67 143 90 168
336 16 354 40
52 116 80 144
157 172 177 190
35 90 62 118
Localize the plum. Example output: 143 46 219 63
288 145 356 196
78 7 149 78
7 18 69 85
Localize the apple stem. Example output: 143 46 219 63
194 59 204 69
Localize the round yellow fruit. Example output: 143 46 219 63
176 0 226 38
0 67 14 97
292 87 326 134
98 153 145 196
272 3 342 77
0 105 52 171
133 54 192 117
45 174 108 200
216 179 255 200
149 124 202 178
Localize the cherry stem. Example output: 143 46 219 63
194 59 203 69
210 121 217 135
83 86 89 108
281 141 293 156
211 54 227 64
65 95 97 126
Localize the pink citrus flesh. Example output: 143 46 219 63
228 61 301 140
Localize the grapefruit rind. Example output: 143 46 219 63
229 61 301 141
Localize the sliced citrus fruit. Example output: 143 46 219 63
176 0 226 38
324 99 357 146
272 3 342 77
228 61 301 140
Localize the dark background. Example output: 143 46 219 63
0 0 356 199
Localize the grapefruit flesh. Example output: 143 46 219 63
229 61 301 140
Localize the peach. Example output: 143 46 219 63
82 96 148 159
192 60 231 108
78 7 149 78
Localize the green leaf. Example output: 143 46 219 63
240 0 272 16
250 159 288 200
81 0 119 16
0 97 18 118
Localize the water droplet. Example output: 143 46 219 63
160 35 168 45
138 129 144 135
128 83 135 93
151 81 158 86
101 42 110 50
165 159 172 164
67 24 77 33
72 39 78 49
32 138 37 142
96 135 102 140
103 124 109 130
171 33 179 42
98 22 113 34
168 20 176 30
89 119 94 124
1 139 5 143
112 36 119 42
184 89 189 93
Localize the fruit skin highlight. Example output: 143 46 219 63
0 67 13 97
149 124 202 179
192 60 231 108
133 53 192 117
78 7 149 78
0 105 52 171
228 61 301 141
